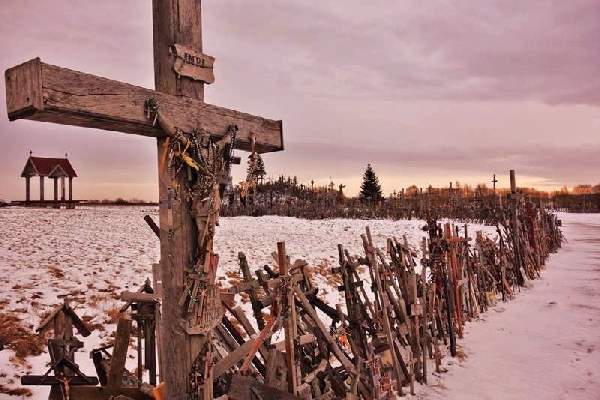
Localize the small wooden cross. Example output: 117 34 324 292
4 2 284 399
21 299 99 398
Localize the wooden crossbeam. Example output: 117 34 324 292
120 291 159 304
69 387 153 400
21 376 99 386
37 300 91 337
5 58 283 153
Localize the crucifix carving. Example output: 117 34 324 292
4 1 283 399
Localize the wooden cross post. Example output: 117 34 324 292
492 173 498 209
5 1 283 398
362 227 404 395
238 252 266 330
509 170 524 286
444 223 464 339
419 238 429 385
277 242 300 395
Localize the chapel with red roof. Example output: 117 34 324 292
20 151 77 207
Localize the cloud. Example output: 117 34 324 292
0 1 598 200
205 0 600 105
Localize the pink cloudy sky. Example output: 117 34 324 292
0 1 599 201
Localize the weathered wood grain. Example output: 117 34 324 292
228 375 303 400
294 286 355 373
4 58 42 118
265 349 288 391
107 318 132 388
171 44 215 84
278 242 300 395
5 58 283 153
154 2 208 399
120 291 159 304
213 337 255 378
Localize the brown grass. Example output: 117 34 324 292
0 312 45 362
225 270 242 287
99 331 116 348
104 306 123 325
0 384 32 397
88 293 107 308
47 265 64 279
313 259 342 287
82 315 105 332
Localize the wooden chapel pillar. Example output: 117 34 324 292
53 177 58 202
61 176 66 201
25 176 30 203
68 177 73 201
40 176 45 201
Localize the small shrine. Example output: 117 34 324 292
20 151 77 208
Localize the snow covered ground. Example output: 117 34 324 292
0 207 596 399
1 207 482 398
416 212 600 400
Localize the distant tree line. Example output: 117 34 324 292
222 163 600 216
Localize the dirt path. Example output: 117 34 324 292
419 213 600 400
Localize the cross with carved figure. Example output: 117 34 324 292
4 2 283 399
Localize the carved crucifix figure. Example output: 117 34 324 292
4 1 284 399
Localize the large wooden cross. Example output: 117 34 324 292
5 1 283 399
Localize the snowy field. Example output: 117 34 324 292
0 207 596 399
1 207 476 398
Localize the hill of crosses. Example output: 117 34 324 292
1 2 598 400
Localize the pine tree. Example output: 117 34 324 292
247 153 266 183
246 153 257 180
256 154 267 178
359 164 382 203
256 154 266 182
